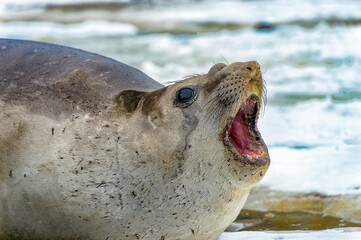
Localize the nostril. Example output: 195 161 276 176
246 66 253 72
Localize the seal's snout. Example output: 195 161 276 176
243 61 260 73
200 60 268 166
207 61 268 165
247 62 263 87
228 61 261 82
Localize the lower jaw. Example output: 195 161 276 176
234 147 265 163
242 149 265 162
228 130 265 163
223 134 266 163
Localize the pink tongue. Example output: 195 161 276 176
228 109 258 157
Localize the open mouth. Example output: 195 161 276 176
224 95 265 162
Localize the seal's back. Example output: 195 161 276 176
0 39 163 118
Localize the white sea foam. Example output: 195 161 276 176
106 25 361 96
111 0 361 24
2 0 361 23
0 0 130 12
218 229 361 240
0 20 137 38
258 99 361 195
259 99 361 149
261 145 361 195
265 65 351 97
2 8 361 87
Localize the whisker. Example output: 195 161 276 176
204 103 218 121
221 55 229 65
261 78 267 117
204 103 222 125
182 74 202 80
204 107 223 135
164 80 180 86
164 74 203 86
206 117 218 137
200 94 220 112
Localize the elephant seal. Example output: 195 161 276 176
0 39 270 240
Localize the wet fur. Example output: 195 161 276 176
0 39 269 240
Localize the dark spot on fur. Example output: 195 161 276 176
114 90 146 114
141 87 167 117
0 121 28 181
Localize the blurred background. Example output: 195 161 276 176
1 0 361 238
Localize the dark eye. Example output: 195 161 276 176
177 87 195 103
175 86 198 106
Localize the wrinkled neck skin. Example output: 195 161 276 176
117 110 255 239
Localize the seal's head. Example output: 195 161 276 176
116 61 269 187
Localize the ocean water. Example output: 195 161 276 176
1 0 361 238
219 229 361 240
